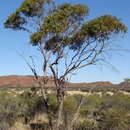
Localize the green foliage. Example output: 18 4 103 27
48 94 58 118
101 93 130 110
98 108 129 130
0 91 20 129
74 119 99 130
42 3 88 34
79 15 127 40
4 12 26 30
63 96 77 114
30 13 127 51
4 0 51 30
77 93 130 130
18 0 46 17
124 78 130 82
17 91 44 122
0 90 130 130
30 3 89 48
0 90 44 129
4 1 127 52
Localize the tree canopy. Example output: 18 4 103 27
5 1 127 52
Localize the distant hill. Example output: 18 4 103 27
0 75 130 91
69 81 114 87
0 75 55 87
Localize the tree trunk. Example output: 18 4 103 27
55 87 65 130
44 99 53 130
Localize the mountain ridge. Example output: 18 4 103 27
0 75 120 88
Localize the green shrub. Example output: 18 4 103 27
0 91 20 129
74 119 99 130
97 108 129 130
0 90 130 130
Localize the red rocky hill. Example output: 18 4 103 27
0 75 130 90
0 75 55 87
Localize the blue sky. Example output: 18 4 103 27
0 0 130 83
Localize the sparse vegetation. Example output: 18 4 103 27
0 89 130 130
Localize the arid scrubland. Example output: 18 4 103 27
0 88 130 130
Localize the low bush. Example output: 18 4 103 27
0 90 130 130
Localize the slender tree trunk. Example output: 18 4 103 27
38 80 53 130
69 96 84 130
43 98 53 130
56 87 65 130
56 99 64 130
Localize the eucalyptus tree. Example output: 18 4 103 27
4 0 127 129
